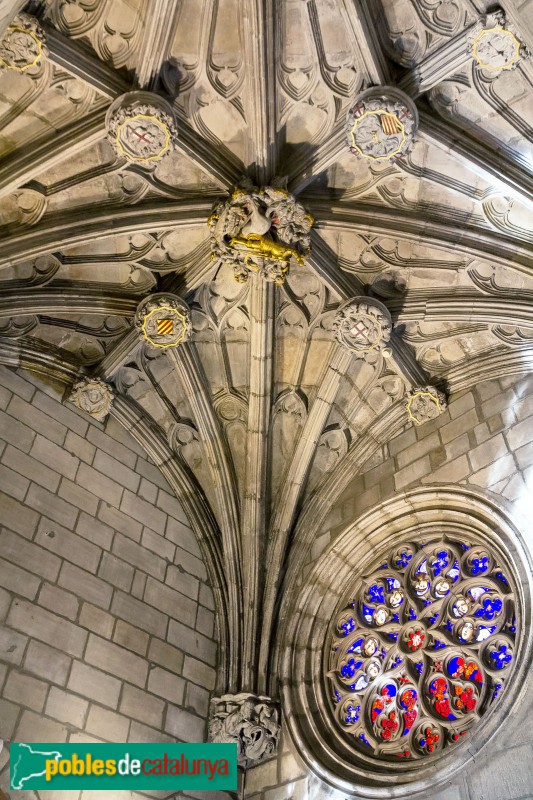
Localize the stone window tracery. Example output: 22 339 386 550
327 535 517 762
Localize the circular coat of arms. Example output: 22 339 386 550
106 92 178 165
472 27 521 71
134 294 192 349
346 86 418 162
0 14 44 71
333 298 392 357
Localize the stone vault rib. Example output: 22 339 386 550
241 273 274 691
110 393 231 687
0 109 108 202
167 343 243 691
0 199 214 268
242 0 277 183
0 288 139 319
259 342 354 690
390 294 533 328
306 201 533 270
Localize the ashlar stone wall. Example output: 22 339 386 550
246 374 533 800
0 366 227 800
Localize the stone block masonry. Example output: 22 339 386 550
0 367 218 755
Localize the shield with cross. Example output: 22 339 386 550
117 114 170 162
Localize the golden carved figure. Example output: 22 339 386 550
229 233 305 267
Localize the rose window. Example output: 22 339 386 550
327 535 518 761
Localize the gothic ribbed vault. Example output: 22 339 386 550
0 0 532 723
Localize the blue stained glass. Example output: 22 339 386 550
428 613 439 624
368 584 385 604
432 550 449 576
471 556 489 575
493 682 502 699
377 562 388 571
359 733 371 747
409 608 417 620
392 613 400 623
445 620 454 632
496 571 509 585
386 577 400 591
477 625 497 642
415 662 423 675
432 639 447 649
334 689 342 703
509 616 517 633
347 638 364 653
459 543 470 550
353 675 368 691
345 704 361 723
388 632 399 641
392 655 403 668
341 658 363 678
396 551 412 568
417 559 428 575
474 598 502 620
363 604 374 623
490 644 512 669
342 618 356 635
448 560 460 582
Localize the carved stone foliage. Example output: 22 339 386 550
106 92 178 165
0 13 45 72
333 298 392 358
469 12 528 72
406 386 447 426
209 693 280 767
134 293 192 349
346 87 418 162
208 183 313 285
68 377 114 422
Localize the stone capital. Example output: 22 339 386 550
406 386 447 425
68 377 114 423
208 693 280 767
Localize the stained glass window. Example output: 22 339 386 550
327 535 517 760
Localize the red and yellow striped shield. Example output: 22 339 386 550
157 318 174 336
380 113 402 135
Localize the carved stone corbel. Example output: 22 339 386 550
405 386 447 426
68 377 115 423
208 693 280 768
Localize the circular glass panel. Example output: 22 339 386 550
326 534 517 762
